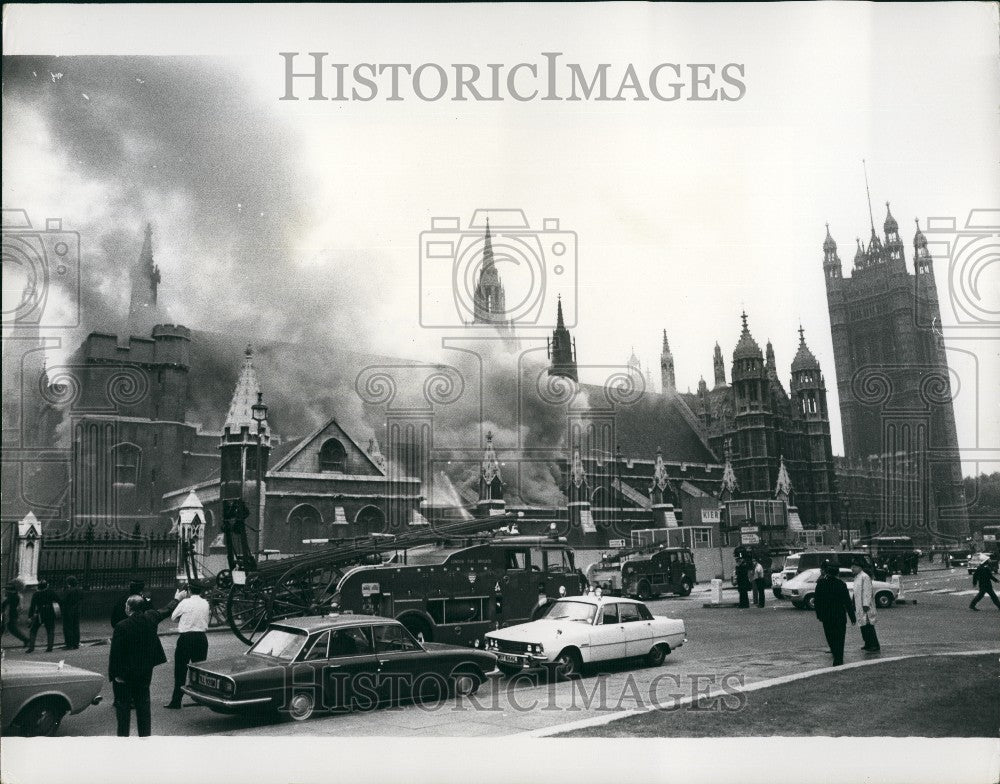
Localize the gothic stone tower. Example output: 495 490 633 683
127 224 163 338
823 205 968 540
729 312 777 497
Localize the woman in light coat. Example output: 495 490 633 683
851 564 880 652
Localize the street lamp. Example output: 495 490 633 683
843 498 852 550
251 391 268 554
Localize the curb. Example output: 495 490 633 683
517 647 1000 737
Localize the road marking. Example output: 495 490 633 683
928 589 952 594
516 648 1000 738
954 590 979 596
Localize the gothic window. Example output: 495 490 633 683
287 504 324 542
355 505 385 530
319 438 348 473
112 442 141 486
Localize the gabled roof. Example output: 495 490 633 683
270 417 384 476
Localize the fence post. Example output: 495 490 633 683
83 524 95 589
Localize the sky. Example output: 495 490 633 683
3 3 998 470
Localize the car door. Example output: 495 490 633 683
372 622 426 704
320 626 379 711
588 602 627 662
619 602 651 658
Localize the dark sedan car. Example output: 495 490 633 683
182 614 499 721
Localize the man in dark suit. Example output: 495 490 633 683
26 580 59 653
814 561 856 666
969 557 1000 611
108 589 186 737
735 558 752 609
61 576 83 650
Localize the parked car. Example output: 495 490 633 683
483 594 685 679
780 567 898 610
773 550 885 597
182 614 498 722
946 550 971 568
1 659 104 736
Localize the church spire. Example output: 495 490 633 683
713 342 726 387
547 295 578 382
223 345 269 444
127 222 163 337
774 454 793 503
473 218 507 325
660 329 676 392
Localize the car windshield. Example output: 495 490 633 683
248 627 308 660
544 600 597 623
785 555 800 569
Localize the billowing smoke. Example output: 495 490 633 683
2 56 582 507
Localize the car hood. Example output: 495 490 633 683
487 619 589 642
1 660 102 682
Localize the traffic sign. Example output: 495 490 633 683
609 539 626 548
741 533 760 545
740 526 759 534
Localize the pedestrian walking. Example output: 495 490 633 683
753 559 767 608
969 557 1000 611
26 580 59 653
165 582 210 709
851 563 880 652
60 576 83 650
2 582 29 647
108 588 186 737
111 579 146 629
735 558 751 609
814 561 856 666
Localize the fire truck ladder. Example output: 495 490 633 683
225 513 517 645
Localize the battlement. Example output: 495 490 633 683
152 323 192 341
82 327 190 368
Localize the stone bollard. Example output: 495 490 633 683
709 578 723 605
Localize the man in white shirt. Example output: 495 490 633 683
752 559 766 608
165 581 211 709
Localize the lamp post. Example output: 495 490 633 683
251 391 268 555
615 444 624 538
843 499 852 550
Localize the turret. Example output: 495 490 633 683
649 447 678 527
789 325 826 419
822 223 842 282
731 312 767 412
913 219 935 279
477 431 506 516
567 447 595 535
884 202 904 264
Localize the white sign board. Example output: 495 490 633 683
741 534 760 545
740 526 759 534
361 582 380 597
608 539 626 548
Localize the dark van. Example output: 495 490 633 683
862 536 920 575
587 546 697 599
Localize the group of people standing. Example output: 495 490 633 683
1 577 82 652
813 561 881 666
735 556 768 609
108 579 212 736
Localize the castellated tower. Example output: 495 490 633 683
823 202 968 541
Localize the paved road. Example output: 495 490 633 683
4 572 997 737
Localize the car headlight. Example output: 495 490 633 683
221 680 235 696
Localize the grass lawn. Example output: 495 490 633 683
558 654 999 738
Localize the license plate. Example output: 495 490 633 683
497 653 521 664
199 673 220 689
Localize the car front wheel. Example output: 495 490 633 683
875 591 894 609
15 698 67 737
551 649 582 681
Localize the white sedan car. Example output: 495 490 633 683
781 567 898 610
484 595 685 679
